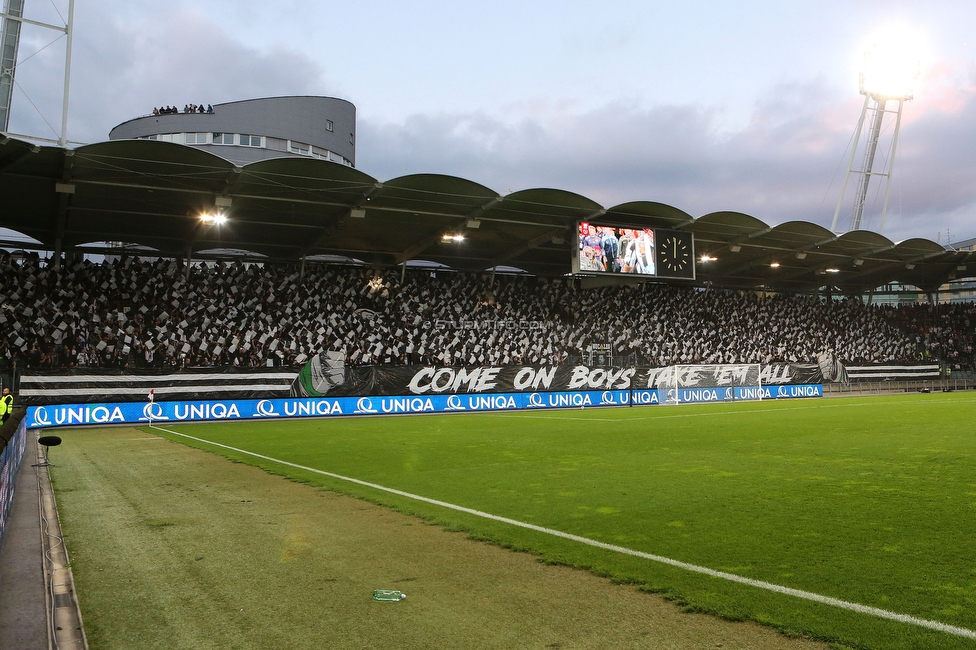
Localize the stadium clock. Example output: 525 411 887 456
656 230 695 279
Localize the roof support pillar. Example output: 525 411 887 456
53 200 67 270
52 150 75 270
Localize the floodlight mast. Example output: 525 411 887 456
830 43 917 235
0 0 25 132
0 0 75 145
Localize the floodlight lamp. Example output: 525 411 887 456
200 211 227 225
825 268 840 273
859 39 919 100
769 261 781 268
700 254 717 263
442 233 464 243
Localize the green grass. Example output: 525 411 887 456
148 393 976 649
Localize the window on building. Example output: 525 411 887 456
185 132 208 144
326 120 334 132
289 141 310 155
240 134 262 147
212 132 235 145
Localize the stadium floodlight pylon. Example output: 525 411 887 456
831 37 919 235
662 364 763 405
0 0 75 146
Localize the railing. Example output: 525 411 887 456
824 379 974 396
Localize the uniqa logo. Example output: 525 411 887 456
445 395 466 411
31 406 52 427
283 400 342 416
381 397 436 413
173 403 241 420
601 391 616 405
465 395 517 410
355 397 378 414
546 393 591 407
527 393 546 408
139 402 169 421
631 390 660 405
255 400 280 417
40 405 127 426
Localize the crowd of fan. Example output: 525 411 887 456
876 302 976 370
152 104 214 115
0 255 973 373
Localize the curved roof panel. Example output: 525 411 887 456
1 136 974 291
235 156 377 197
604 201 694 229
498 188 603 223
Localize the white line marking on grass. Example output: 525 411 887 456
150 423 976 640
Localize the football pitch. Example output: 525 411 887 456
54 392 976 649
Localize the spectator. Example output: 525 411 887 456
0 255 970 372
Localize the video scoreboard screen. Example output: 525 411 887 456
573 222 695 279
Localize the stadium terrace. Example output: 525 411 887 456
1 256 974 380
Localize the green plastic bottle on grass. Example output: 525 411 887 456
373 589 406 601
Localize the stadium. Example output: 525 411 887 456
3 6 976 650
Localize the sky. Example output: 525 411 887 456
5 0 976 244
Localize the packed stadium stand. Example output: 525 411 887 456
1 255 973 374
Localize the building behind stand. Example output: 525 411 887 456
108 96 356 167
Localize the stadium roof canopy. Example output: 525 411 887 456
1 135 973 293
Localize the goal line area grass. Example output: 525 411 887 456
54 392 976 649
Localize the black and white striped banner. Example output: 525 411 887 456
19 369 298 405
844 364 941 381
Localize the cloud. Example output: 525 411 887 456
359 79 976 243
7 2 333 143
9 1 975 245
358 83 848 219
